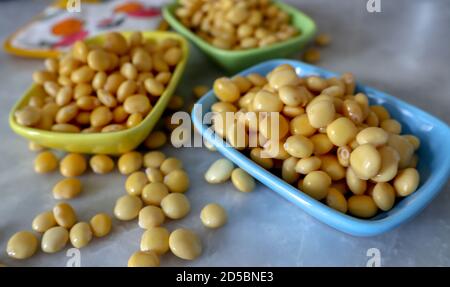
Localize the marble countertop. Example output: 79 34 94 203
0 0 449 267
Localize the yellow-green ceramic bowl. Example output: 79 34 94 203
9 31 189 155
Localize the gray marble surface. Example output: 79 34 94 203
0 0 449 267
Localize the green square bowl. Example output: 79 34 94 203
9 31 189 155
163 1 317 73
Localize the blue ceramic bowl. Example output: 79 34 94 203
192 59 450 236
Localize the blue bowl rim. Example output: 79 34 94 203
191 59 450 237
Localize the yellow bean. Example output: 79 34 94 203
41 226 69 253
346 167 367 195
69 222 92 249
381 119 403 136
315 33 331 46
310 134 333 155
118 151 143 175
120 62 138 80
295 156 322 175
160 157 183 175
356 127 388 147
163 47 182 66
101 123 124 132
89 154 114 174
55 86 73 106
126 113 143 128
14 106 41 127
89 213 112 237
250 147 274 169
44 58 59 73
7 231 38 259
258 113 289 140
268 68 300 89
325 117 357 147
200 203 227 228
87 49 110 71
347 195 378 218
326 188 347 213
32 211 57 233
370 105 390 122
141 182 169 206
53 202 77 229
193 85 209 98
128 251 160 267
97 89 117 108
71 65 95 84
33 70 57 85
51 123 80 133
34 151 58 173
92 71 107 90
160 193 190 219
72 41 89 62
123 95 151 114
29 141 45 152
342 99 364 124
320 154 346 181
393 168 420 197
365 111 379 127
104 72 126 94
306 98 335 128
60 153 87 177
132 49 152 72
403 135 420 151
231 168 255 192
388 134 414 169
252 90 283 112
138 206 165 229
284 135 314 158
213 77 240 102
143 78 164 97
53 178 82 199
113 106 129 123
90 106 113 127
74 83 94 99
104 32 128 55
126 171 149 196
164 169 190 193
350 144 381 180
371 146 399 183
301 171 331 200
205 158 234 184
55 103 78 124
59 57 80 76
140 227 169 255
76 96 99 111
372 182 396 211
169 228 202 260
303 48 321 63
117 80 137 102
281 157 300 184
114 195 143 221
290 114 316 137
75 111 91 125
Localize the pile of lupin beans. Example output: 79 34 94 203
7 201 111 259
6 124 230 266
175 0 298 50
14 31 183 133
210 64 421 218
